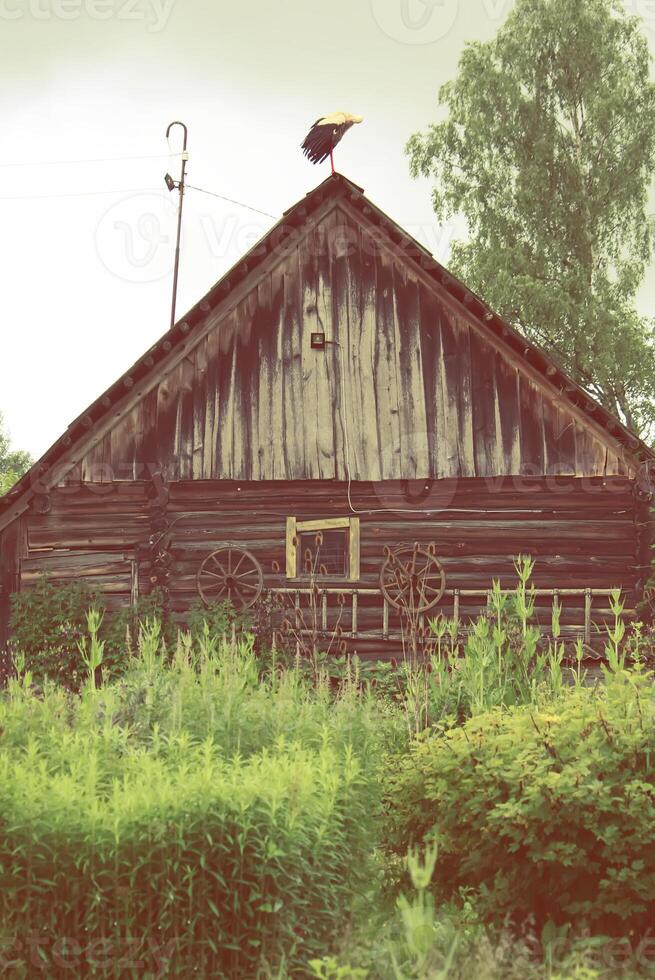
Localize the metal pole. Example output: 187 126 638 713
165 120 188 330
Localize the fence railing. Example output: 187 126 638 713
268 586 629 647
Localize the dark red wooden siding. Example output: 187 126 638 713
2 477 638 646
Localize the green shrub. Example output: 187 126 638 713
421 560 572 726
0 635 397 976
306 846 623 980
2 627 405 781
8 581 234 688
385 664 655 936
185 596 242 639
99 587 173 666
0 740 371 977
8 578 97 687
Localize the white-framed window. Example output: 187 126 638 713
285 516 360 581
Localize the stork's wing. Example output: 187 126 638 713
301 119 349 165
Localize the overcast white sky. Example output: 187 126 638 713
2 0 655 459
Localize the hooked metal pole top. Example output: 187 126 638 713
166 120 188 151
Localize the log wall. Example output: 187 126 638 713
0 518 21 664
0 476 639 653
14 483 149 613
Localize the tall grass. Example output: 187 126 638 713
0 741 371 976
397 558 597 734
1 623 404 768
0 628 402 977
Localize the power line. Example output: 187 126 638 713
0 186 162 201
186 183 279 220
0 152 182 169
0 180 280 218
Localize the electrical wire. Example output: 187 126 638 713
0 186 162 201
0 152 182 169
186 184 279 220
0 183 278 218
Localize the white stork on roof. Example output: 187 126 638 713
301 112 363 174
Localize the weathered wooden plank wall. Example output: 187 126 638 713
0 519 21 658
72 208 630 486
9 477 636 641
19 483 149 610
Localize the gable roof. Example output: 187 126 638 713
1 172 652 530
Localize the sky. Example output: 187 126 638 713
2 0 655 460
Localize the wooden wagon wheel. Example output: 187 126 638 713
379 542 446 613
196 544 263 610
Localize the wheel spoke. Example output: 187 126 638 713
202 569 226 582
205 583 227 598
211 555 227 574
230 584 245 605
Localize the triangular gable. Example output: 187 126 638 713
0 173 651 530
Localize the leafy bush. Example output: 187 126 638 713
307 845 621 980
140 633 405 771
8 578 98 687
7 581 237 688
385 663 655 937
185 595 241 639
0 740 370 976
98 587 173 666
0 635 396 976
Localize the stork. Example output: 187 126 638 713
301 112 363 174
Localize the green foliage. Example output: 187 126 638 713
308 849 617 979
0 413 32 496
7 557 655 973
108 625 405 763
387 843 459 978
398 558 573 734
8 579 256 690
8 578 98 687
0 634 396 976
185 595 241 638
406 0 655 438
0 743 369 976
100 587 174 666
385 660 655 937
8 579 170 687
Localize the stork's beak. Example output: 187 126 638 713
353 116 364 123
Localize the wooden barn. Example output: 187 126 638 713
1 172 654 655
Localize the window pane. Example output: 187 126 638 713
299 529 348 577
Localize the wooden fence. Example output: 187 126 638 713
268 585 628 649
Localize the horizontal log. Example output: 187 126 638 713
13 472 641 643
